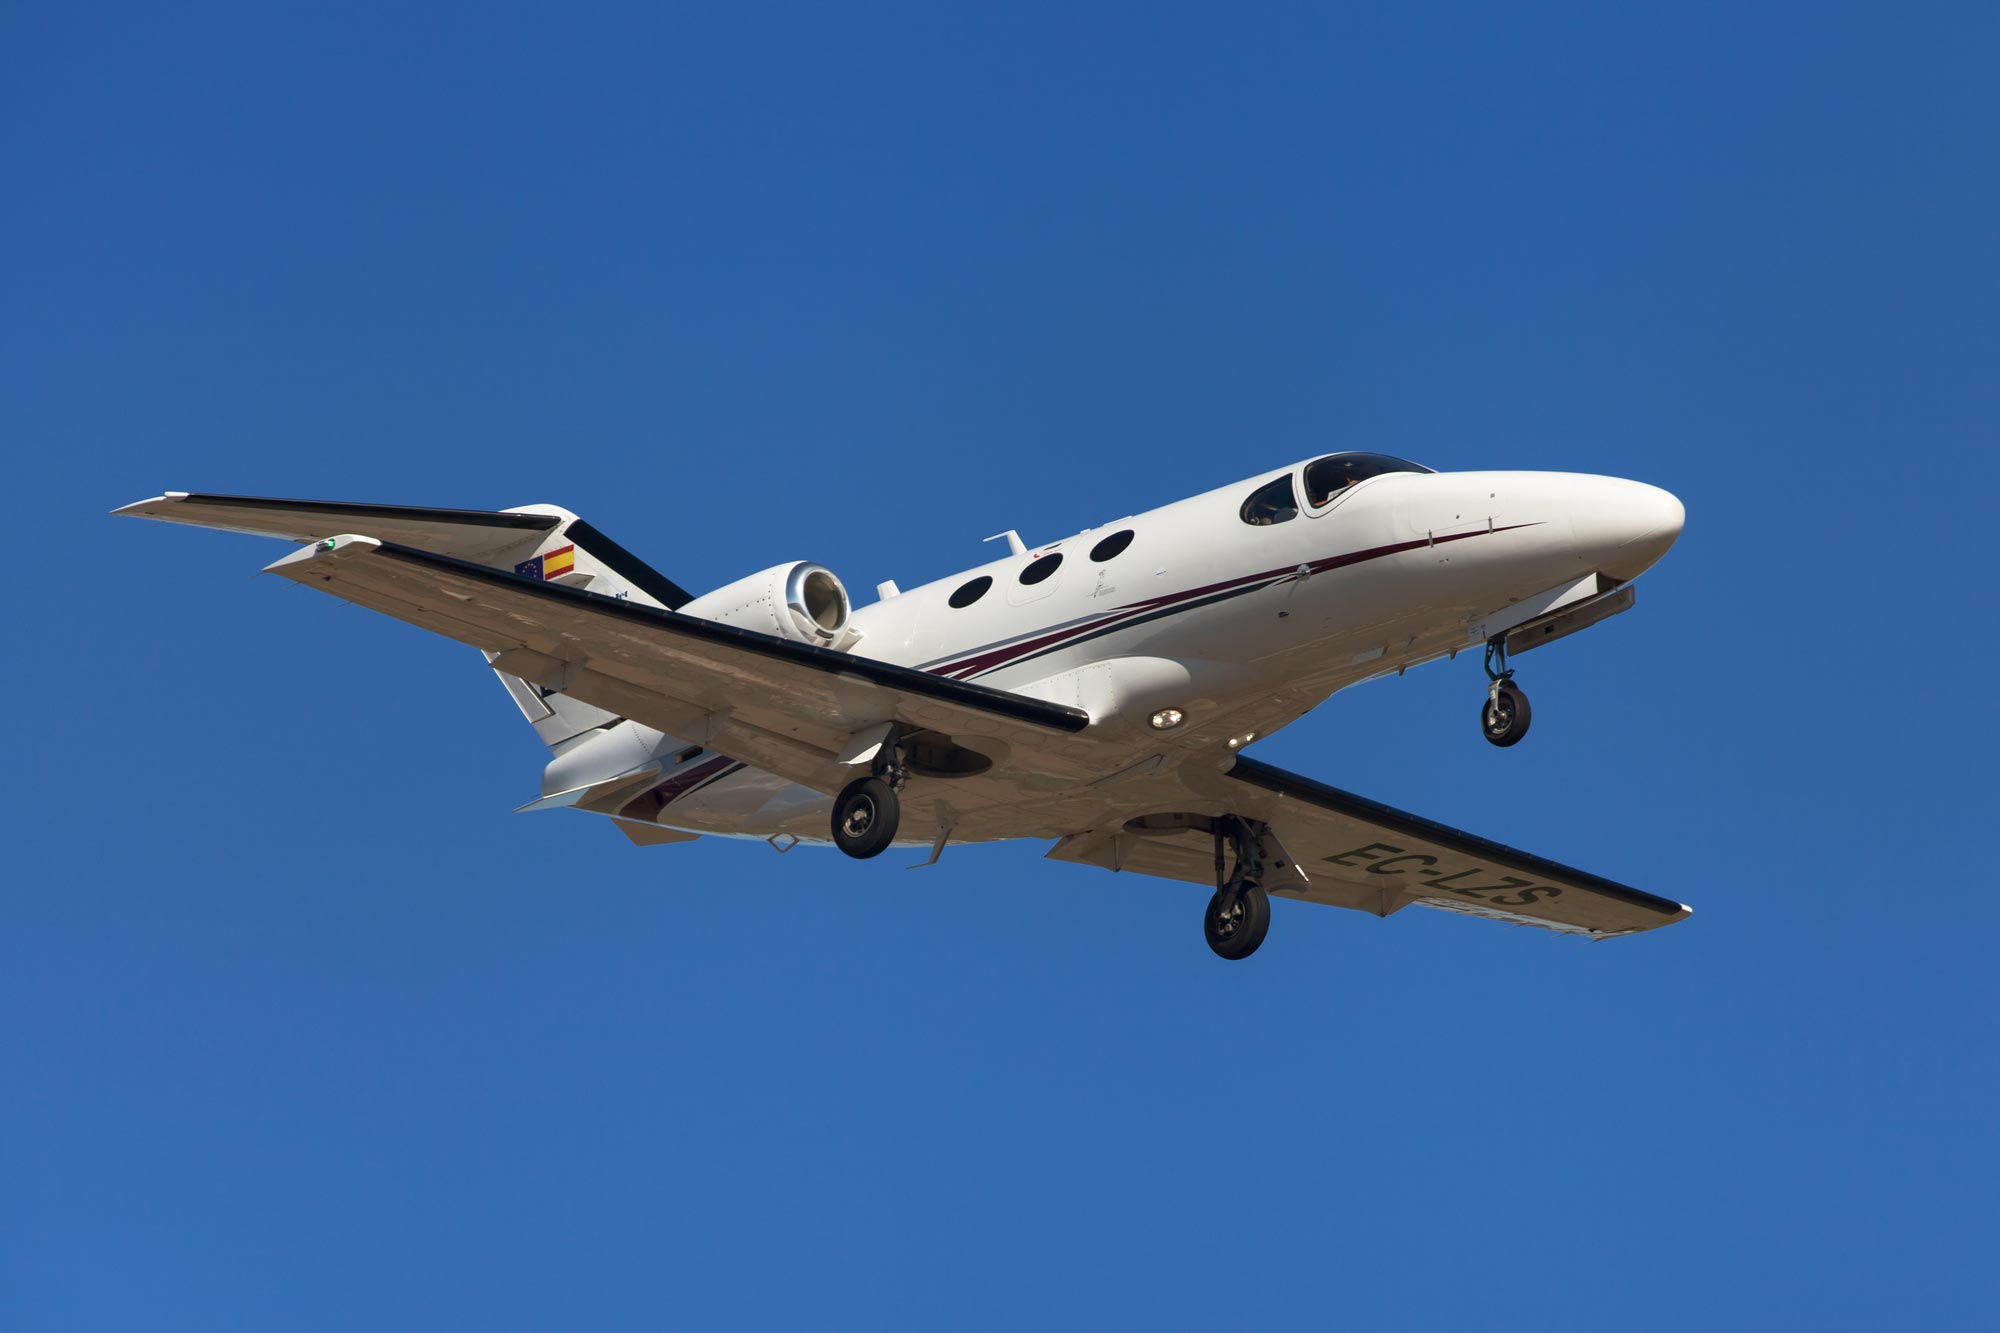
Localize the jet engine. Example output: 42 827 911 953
678 562 855 647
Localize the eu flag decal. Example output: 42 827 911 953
515 544 576 581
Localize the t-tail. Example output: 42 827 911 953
108 492 695 750
476 505 699 749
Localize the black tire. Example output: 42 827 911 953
831 776 899 859
1481 683 1532 747
1204 882 1271 961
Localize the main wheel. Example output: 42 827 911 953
831 776 899 859
1204 882 1271 961
1480 682 1532 747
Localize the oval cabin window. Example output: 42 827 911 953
948 575 993 608
1239 475 1299 526
1019 553 1063 585
1088 529 1134 562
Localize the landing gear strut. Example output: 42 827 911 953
1480 638 1532 748
1204 815 1272 961
831 741 909 859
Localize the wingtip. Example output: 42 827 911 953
111 491 188 518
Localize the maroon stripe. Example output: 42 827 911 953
618 755 736 820
936 572 1300 679
934 605 1158 680
928 522 1541 680
927 566 1302 678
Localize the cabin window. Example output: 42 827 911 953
1088 529 1134 562
1019 553 1063 585
1302 452 1433 507
948 575 993 608
1239 475 1299 526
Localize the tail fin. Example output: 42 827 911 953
112 490 690 752
487 653 621 749
494 505 693 610
484 505 694 749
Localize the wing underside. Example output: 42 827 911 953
1051 754 1689 938
258 534 1094 799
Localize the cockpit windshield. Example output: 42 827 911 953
1302 452 1433 508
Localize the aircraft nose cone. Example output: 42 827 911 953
1574 478 1685 580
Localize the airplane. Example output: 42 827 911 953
115 451 1690 960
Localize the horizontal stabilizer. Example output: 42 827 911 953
112 491 698 610
113 492 563 562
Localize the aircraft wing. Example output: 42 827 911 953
255 535 1092 793
1050 754 1690 939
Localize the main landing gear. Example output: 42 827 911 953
1480 638 1533 748
1205 815 1273 961
832 744 909 859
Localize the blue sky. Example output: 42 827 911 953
5 2 1996 1327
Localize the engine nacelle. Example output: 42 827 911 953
678 562 854 647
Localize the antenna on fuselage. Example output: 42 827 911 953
984 530 1027 557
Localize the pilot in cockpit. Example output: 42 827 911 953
1305 453 1430 506
1307 467 1361 507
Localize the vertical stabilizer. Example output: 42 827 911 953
108 490 690 752
487 655 622 748
482 506 694 749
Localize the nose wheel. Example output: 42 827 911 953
1480 639 1532 747
1481 682 1532 746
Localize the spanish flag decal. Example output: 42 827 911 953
515 544 577 581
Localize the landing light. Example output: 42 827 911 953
1226 731 1259 750
1149 708 1186 731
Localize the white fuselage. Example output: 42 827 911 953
547 461 1684 844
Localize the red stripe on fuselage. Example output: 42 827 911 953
637 755 735 808
926 523 1541 681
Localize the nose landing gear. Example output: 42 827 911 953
1205 815 1273 960
1480 638 1532 747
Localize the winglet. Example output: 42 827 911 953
111 492 191 518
